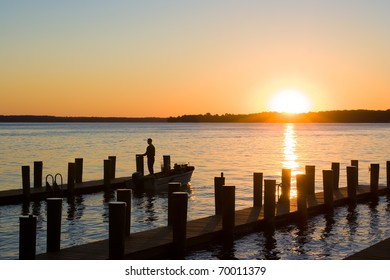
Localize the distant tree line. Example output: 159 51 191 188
0 115 167 122
2 110 390 123
167 110 390 123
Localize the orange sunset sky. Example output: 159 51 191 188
1 1 389 117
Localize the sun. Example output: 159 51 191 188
269 89 312 114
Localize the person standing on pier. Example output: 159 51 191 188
142 138 155 175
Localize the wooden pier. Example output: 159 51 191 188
33 184 388 260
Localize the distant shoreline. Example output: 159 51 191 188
1 109 390 123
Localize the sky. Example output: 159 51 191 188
1 0 389 117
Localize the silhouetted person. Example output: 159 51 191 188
142 138 155 175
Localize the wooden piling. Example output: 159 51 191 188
34 161 43 188
171 192 188 259
322 170 334 211
75 158 83 183
264 180 276 229
351 160 359 185
222 185 235 242
387 161 390 190
117 189 132 236
305 165 315 195
370 163 380 197
109 202 126 259
346 166 358 205
253 172 263 207
67 162 75 195
21 165 30 200
281 169 291 201
108 156 116 179
214 175 225 215
103 159 111 190
136 154 144 176
19 214 37 260
168 182 182 226
163 155 171 172
331 162 340 189
46 198 63 252
296 174 308 221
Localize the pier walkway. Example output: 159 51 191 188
35 185 388 260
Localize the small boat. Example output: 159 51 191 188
128 163 195 192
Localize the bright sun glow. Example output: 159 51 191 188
269 89 312 113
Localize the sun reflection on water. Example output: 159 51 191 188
282 124 300 198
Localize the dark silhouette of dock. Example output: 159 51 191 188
33 184 388 260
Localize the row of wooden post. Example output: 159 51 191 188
22 156 118 199
19 181 188 259
19 160 390 259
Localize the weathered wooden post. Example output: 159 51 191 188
331 162 340 189
264 179 276 230
21 165 30 200
75 158 83 183
322 170 334 211
222 185 236 243
305 165 315 195
172 192 188 259
19 214 37 260
351 160 359 185
253 172 263 207
346 166 358 205
67 162 75 196
103 159 111 190
214 174 225 215
387 161 390 190
46 198 63 252
281 169 291 201
370 163 380 197
168 182 182 226
109 201 126 259
296 174 308 221
163 155 171 172
34 161 43 188
108 156 116 179
136 154 144 176
117 189 132 236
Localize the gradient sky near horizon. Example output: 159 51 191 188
1 0 389 117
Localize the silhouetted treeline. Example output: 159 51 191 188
0 115 167 122
167 110 390 123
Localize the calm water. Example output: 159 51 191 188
0 122 389 259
